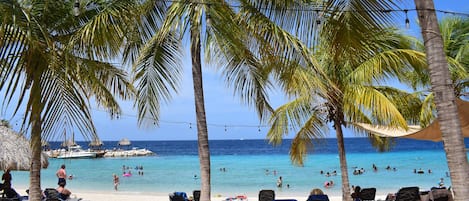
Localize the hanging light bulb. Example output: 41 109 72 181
73 0 80 16
404 9 410 29
315 10 321 25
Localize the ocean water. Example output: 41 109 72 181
9 138 469 197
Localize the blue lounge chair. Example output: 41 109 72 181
170 192 188 201
306 194 330 201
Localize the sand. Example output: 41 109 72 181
16 187 390 201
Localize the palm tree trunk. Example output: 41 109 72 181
190 20 211 201
414 1 469 200
334 120 351 201
29 80 43 201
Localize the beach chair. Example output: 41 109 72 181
395 187 420 201
44 188 63 201
359 188 377 201
193 190 200 201
169 192 188 201
429 188 453 201
259 189 275 201
306 194 330 201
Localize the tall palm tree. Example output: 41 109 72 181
125 1 329 200
267 23 426 201
0 1 134 200
413 1 469 200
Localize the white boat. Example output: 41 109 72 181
57 145 97 159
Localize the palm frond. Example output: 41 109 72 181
133 32 182 127
343 85 407 128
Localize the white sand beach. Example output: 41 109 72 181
16 187 390 201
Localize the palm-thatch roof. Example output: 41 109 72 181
356 98 469 142
118 138 131 146
89 138 104 147
0 126 49 171
61 139 77 147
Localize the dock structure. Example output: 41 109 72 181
44 148 155 158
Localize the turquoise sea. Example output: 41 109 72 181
8 138 469 197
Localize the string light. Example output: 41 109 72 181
404 9 410 29
73 0 80 16
159 0 469 18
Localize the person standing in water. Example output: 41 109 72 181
113 174 120 191
277 176 283 188
56 164 67 186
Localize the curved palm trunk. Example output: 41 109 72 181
190 21 211 201
334 119 351 201
29 79 44 201
415 1 469 200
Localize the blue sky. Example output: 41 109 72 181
3 0 469 141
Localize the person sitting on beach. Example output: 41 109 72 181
2 168 12 189
307 188 330 201
351 185 361 201
57 182 72 200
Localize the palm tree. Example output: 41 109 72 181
267 21 427 201
400 17 469 126
412 1 469 199
0 1 134 200
124 1 329 200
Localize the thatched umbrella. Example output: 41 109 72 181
60 139 77 148
118 138 131 146
0 126 49 171
89 138 104 150
356 98 469 142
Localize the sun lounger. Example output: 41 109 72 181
359 188 376 201
259 190 275 201
193 190 200 201
169 192 188 201
44 188 63 201
274 199 298 201
395 186 420 201
429 188 453 201
306 195 330 201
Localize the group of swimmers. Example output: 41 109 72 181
264 169 278 176
413 168 433 174
320 170 337 177
352 164 398 175
122 165 144 176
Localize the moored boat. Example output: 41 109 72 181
57 145 97 159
